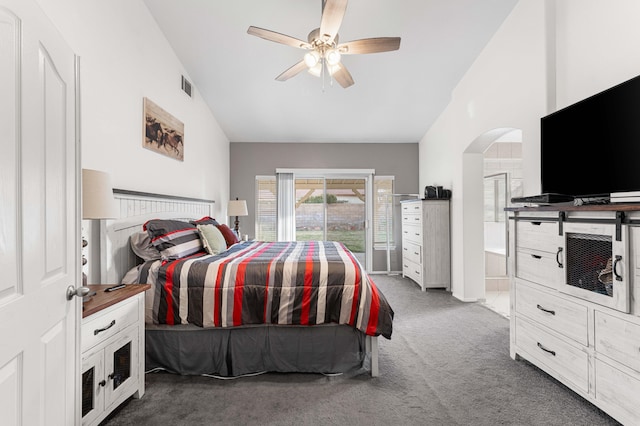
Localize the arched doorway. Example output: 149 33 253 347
463 128 522 315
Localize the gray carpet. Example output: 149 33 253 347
103 275 619 426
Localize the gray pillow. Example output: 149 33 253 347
130 231 161 261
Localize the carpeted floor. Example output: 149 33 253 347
103 275 620 426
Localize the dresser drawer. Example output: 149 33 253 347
402 240 421 264
402 223 422 245
403 258 422 284
515 249 564 289
595 359 640 425
595 311 640 373
515 282 588 345
401 201 422 215
515 317 589 393
516 221 560 253
82 297 139 352
402 213 422 226
515 248 563 289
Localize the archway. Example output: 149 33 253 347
462 128 522 310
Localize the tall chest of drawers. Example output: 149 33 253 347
400 199 451 291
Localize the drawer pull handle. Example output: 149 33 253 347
414 218 420 221
537 342 556 356
536 304 555 315
94 320 116 336
98 380 106 387
556 247 563 268
415 233 420 236
414 252 420 256
531 221 541 226
613 255 623 282
403 247 408 251
531 254 542 260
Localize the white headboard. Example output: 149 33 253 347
100 189 215 284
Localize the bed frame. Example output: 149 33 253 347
100 189 379 377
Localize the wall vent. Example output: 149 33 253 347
181 75 192 98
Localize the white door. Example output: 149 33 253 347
0 0 79 425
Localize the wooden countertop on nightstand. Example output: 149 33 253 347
82 284 151 318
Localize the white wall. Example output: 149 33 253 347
419 0 640 301
35 0 230 282
35 0 229 206
419 0 548 301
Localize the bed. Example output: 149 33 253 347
102 190 393 378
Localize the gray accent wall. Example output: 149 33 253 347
230 142 419 271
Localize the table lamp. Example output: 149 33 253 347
227 197 248 238
82 169 118 285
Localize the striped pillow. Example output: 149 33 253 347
190 216 220 227
144 219 204 260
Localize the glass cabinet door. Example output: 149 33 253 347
560 222 629 313
81 351 104 425
103 326 139 409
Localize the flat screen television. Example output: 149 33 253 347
541 74 640 199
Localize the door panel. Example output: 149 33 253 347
0 1 79 425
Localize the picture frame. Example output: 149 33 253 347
143 97 184 161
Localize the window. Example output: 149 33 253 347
255 176 276 241
373 176 394 248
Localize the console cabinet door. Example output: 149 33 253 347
559 222 629 313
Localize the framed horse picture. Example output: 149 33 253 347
143 97 184 161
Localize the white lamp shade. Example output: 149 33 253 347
227 199 248 216
82 169 119 219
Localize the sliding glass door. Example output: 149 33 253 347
294 175 368 266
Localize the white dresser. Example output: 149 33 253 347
400 199 450 291
509 205 640 425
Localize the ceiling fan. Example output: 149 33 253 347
247 0 401 89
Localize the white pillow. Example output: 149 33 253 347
197 224 227 255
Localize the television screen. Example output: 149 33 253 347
541 74 640 199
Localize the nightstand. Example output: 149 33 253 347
81 284 150 426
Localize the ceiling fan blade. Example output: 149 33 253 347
339 37 401 55
319 0 348 44
332 63 354 88
275 60 308 82
247 26 311 49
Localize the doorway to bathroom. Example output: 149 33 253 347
483 141 522 317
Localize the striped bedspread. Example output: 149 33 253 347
138 241 394 339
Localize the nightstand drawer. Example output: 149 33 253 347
82 297 138 352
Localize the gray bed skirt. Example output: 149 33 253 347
145 323 369 377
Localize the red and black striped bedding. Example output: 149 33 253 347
138 240 394 339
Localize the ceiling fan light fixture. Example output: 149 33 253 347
325 49 341 66
308 62 323 77
304 50 321 68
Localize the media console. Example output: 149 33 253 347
508 204 640 424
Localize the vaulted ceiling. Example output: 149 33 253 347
143 0 518 143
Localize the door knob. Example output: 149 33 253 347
66 285 90 300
